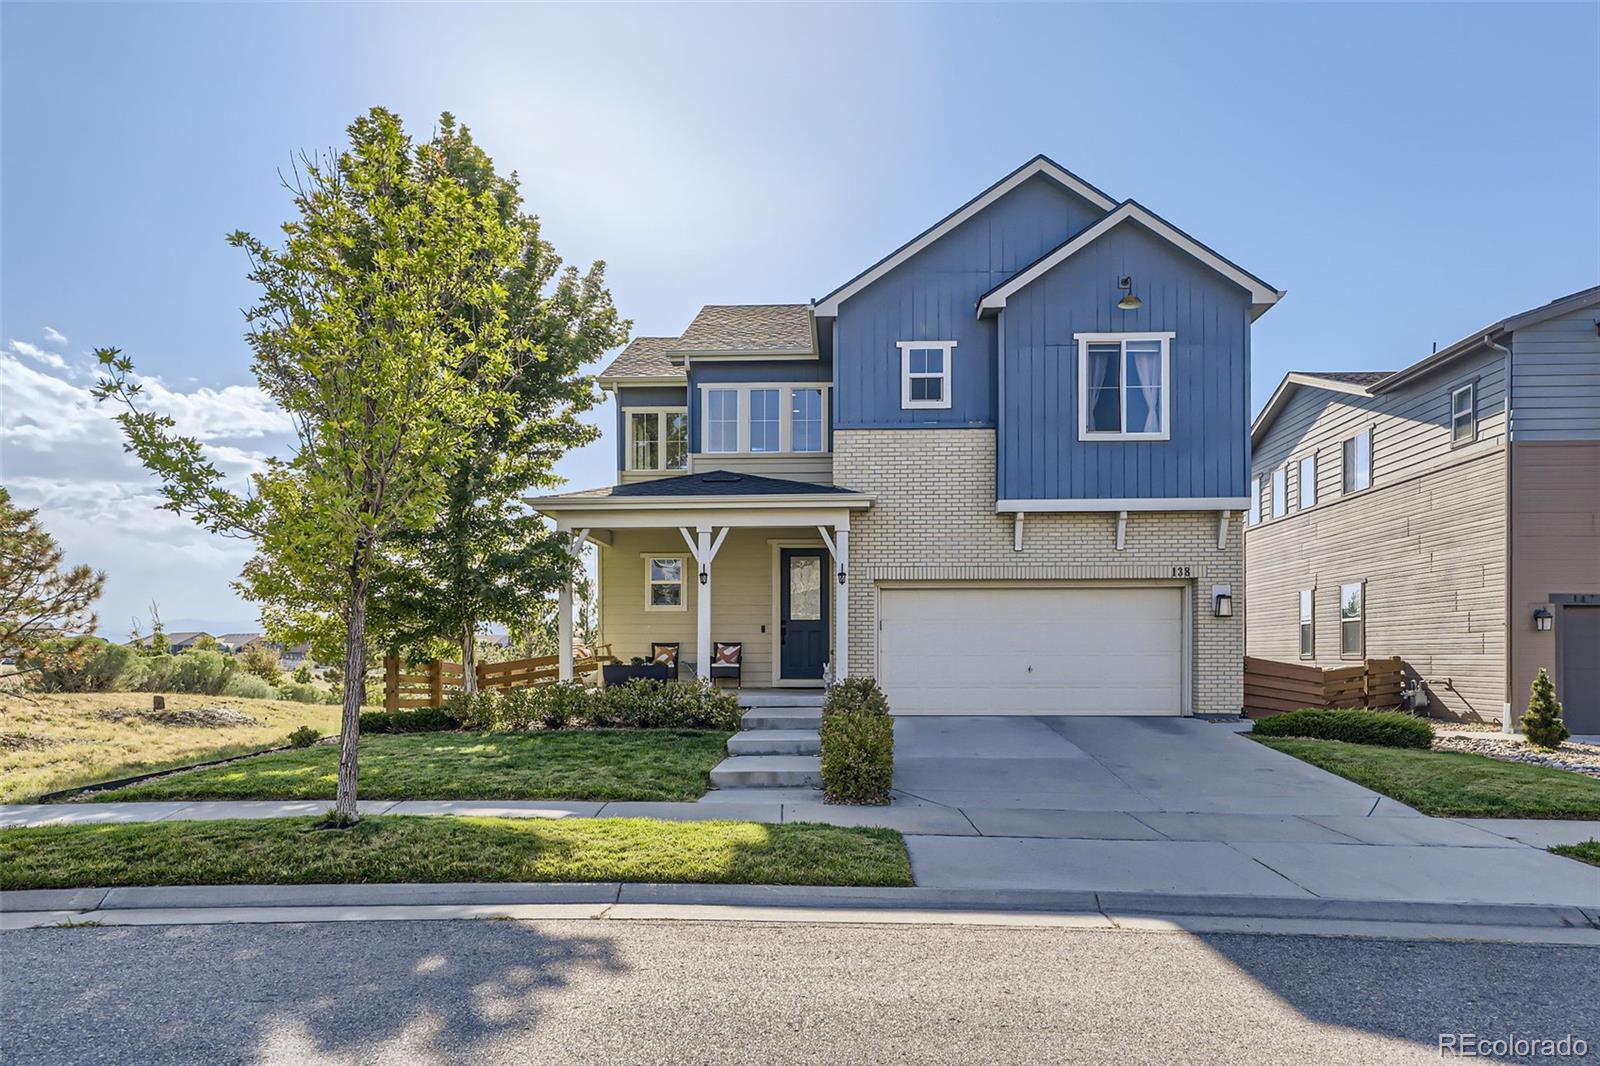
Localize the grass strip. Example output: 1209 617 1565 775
0 815 913 890
1551 840 1600 868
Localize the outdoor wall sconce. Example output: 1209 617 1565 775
1534 607 1553 631
698 566 708 586
837 567 847 585
1212 586 1233 618
1116 275 1143 311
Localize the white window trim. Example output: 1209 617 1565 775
1298 454 1317 510
897 341 955 410
1074 332 1174 442
1270 465 1287 519
643 555 688 613
1450 382 1477 447
696 383 832 456
624 408 689 472
1339 580 1365 660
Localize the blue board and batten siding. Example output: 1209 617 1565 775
832 175 1106 429
997 221 1253 502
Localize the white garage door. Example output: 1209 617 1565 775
877 585 1185 715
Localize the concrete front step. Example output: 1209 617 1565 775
741 708 822 731
709 755 823 789
738 690 824 709
727 729 821 757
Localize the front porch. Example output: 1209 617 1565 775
530 472 872 687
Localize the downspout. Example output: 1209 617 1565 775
1485 333 1514 734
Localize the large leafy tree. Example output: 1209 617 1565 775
377 116 627 688
94 107 526 823
0 486 105 660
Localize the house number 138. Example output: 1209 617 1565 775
1170 566 1194 578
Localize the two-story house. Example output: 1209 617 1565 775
533 156 1283 716
1246 285 1600 731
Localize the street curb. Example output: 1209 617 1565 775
4 882 1597 932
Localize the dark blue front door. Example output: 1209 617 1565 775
780 548 829 680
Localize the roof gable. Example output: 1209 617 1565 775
812 155 1118 317
1251 372 1390 445
978 201 1284 319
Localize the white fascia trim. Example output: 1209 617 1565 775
534 493 874 511
598 375 688 390
978 202 1285 316
996 497 1252 513
668 351 815 364
1250 372 1376 445
813 159 1118 317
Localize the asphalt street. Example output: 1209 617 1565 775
4 919 1596 1064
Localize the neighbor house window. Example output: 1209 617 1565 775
645 557 686 612
899 341 955 409
1299 455 1317 509
706 389 739 453
1342 430 1372 493
627 410 688 472
1299 589 1315 659
791 388 824 452
749 389 780 453
1075 332 1173 440
1451 382 1476 446
1247 476 1261 527
1339 581 1365 658
1271 466 1287 519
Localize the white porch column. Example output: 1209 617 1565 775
696 526 713 680
834 528 849 680
557 528 588 683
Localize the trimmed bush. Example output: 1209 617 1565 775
286 725 321 748
442 690 501 731
1251 708 1432 749
1520 667 1571 750
820 678 894 805
529 682 596 730
359 705 458 734
221 673 280 700
591 679 739 730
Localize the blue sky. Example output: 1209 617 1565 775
3 2 1597 638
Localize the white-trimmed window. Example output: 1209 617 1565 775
749 388 780 453
705 389 739 453
1075 332 1173 441
1339 581 1365 659
645 556 686 612
1298 589 1315 659
1247 476 1261 527
697 384 831 455
626 409 688 472
1298 454 1317 509
791 388 824 452
1342 430 1372 493
1271 466 1287 519
1451 382 1476 446
898 341 955 409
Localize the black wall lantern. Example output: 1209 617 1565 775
1533 607 1553 632
837 566 847 585
1212 588 1234 618
698 565 708 586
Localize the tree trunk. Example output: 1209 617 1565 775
334 568 369 825
461 619 477 694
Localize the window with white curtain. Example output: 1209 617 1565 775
1075 332 1172 440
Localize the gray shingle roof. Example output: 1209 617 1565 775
537 470 858 501
673 305 813 355
1304 371 1393 387
597 336 684 383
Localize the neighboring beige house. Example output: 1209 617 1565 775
1246 285 1600 731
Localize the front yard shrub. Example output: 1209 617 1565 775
821 677 894 805
530 682 596 730
1251 708 1432 749
359 705 457 734
221 673 280 700
442 690 501 731
593 679 740 730
286 725 321 748
1520 667 1571 750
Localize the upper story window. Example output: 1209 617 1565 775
1074 332 1173 441
898 341 955 409
1339 581 1365 658
1298 454 1317 509
1342 429 1372 493
627 409 689 472
1270 466 1287 519
699 383 830 455
1247 476 1261 527
705 389 740 453
1451 382 1477 446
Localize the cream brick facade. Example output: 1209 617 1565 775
834 428 1245 715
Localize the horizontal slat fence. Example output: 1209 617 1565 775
383 645 613 711
1243 656 1406 718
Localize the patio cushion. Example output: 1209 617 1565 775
650 643 679 667
714 642 742 665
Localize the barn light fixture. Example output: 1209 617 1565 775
1533 607 1553 632
1116 275 1143 311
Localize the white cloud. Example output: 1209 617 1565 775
7 339 67 370
42 326 68 347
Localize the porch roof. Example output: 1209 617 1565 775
528 470 872 516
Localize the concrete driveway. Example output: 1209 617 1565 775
892 716 1395 816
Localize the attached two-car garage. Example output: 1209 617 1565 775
876 585 1186 716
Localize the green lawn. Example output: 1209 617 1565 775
1552 840 1600 868
88 731 730 803
0 815 912 890
1255 737 1600 818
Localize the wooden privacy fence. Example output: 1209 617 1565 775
1243 656 1405 718
383 645 613 711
